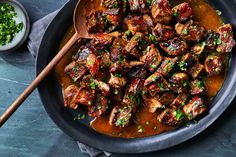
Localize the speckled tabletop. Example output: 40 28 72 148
0 0 236 157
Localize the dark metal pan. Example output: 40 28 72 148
36 0 236 153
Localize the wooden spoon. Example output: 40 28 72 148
0 0 101 127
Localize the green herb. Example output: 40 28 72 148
119 55 125 63
73 114 86 120
0 3 24 46
111 2 119 8
137 125 145 133
149 34 156 43
174 109 185 120
178 61 187 71
157 83 165 91
114 73 122 78
215 37 222 45
90 79 97 89
183 28 188 35
125 29 132 36
173 12 179 18
151 64 157 69
116 118 127 127
216 10 222 16
196 80 204 89
146 0 153 7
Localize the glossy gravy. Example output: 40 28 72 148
55 0 225 138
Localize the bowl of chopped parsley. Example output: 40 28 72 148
0 0 30 52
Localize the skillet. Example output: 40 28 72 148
36 0 236 153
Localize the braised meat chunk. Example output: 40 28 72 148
151 0 173 24
152 23 176 41
172 2 193 23
125 14 146 35
88 94 109 117
205 55 223 76
178 53 198 71
143 95 162 113
86 53 100 76
175 20 206 42
111 38 127 61
190 79 206 95
64 85 81 109
87 11 105 33
109 105 135 127
159 37 188 56
64 61 86 82
103 8 122 27
128 0 149 13
169 72 189 93
183 97 207 120
108 73 128 88
102 0 121 9
188 62 204 79
170 93 188 109
157 108 185 126
216 24 236 53
204 31 220 50
125 32 144 53
157 57 179 77
140 44 162 72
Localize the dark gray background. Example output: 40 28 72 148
0 0 236 157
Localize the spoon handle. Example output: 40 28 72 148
0 33 79 127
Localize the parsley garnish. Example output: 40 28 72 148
90 79 97 89
174 109 185 120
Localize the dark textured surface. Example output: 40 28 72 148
0 0 236 157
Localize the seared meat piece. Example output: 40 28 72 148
102 0 121 9
140 44 162 72
99 52 112 68
129 64 147 79
192 43 205 56
64 85 80 109
128 0 149 13
216 24 236 53
111 38 127 61
108 73 128 88
204 31 220 50
64 61 86 82
74 46 93 64
89 34 114 50
158 92 176 106
143 95 162 113
86 11 105 33
157 57 179 77
190 79 206 95
109 59 130 74
175 20 206 42
86 53 99 76
152 23 176 41
94 80 110 96
123 78 144 106
88 94 109 117
188 62 204 79
143 14 154 29
125 14 146 35
178 53 198 71
183 96 207 120
169 73 189 93
159 37 188 56
130 61 145 67
80 75 93 87
157 108 184 126
170 93 188 109
125 32 144 53
144 72 170 96
104 8 122 26
172 2 193 23
109 105 135 127
111 88 124 102
77 87 96 106
151 0 173 24
205 55 223 76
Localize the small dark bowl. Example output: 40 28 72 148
0 0 30 53
36 0 236 153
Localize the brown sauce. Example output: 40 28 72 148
55 0 226 138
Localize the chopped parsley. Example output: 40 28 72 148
149 34 157 44
125 29 132 36
0 3 24 46
178 61 187 71
173 12 179 18
73 114 86 120
116 118 127 127
146 0 153 7
174 109 185 120
151 64 158 69
114 73 122 78
90 79 97 89
196 80 204 89
183 28 189 35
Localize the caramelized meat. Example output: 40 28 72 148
102 0 121 9
170 93 188 109
190 79 206 95
86 53 100 76
205 55 223 76
140 44 162 72
108 73 128 88
89 34 114 50
183 97 207 120
111 87 124 102
216 24 236 53
128 0 149 13
109 105 135 127
76 87 96 106
109 59 130 74
129 64 147 79
86 11 105 33
88 94 109 117
188 62 204 79
192 43 205 56
172 2 193 23
204 31 220 50
143 14 154 29
159 37 188 56
175 20 206 42
125 14 146 35
152 23 176 41
144 73 170 96
151 0 173 24
94 80 110 96
157 57 179 77
178 53 198 71
125 32 144 53
169 72 189 93
143 95 163 113
111 38 127 61
64 85 80 109
157 108 184 126
104 8 122 27
158 92 176 106
64 61 86 82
